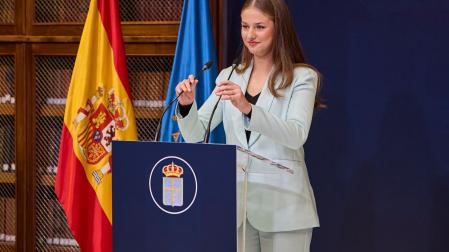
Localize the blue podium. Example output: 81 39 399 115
112 141 240 252
112 141 293 252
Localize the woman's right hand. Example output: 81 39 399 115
175 74 198 106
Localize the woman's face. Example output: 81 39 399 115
241 7 274 59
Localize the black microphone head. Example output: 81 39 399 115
202 61 214 71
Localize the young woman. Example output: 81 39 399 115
175 0 323 251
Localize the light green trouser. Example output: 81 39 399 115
238 219 313 252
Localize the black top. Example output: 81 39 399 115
179 102 192 117
244 91 261 142
178 91 261 143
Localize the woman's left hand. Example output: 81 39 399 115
215 80 252 115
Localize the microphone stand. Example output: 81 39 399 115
202 63 239 143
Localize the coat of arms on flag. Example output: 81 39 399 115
72 87 131 185
162 162 184 207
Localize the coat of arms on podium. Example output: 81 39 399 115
162 162 184 207
149 156 197 215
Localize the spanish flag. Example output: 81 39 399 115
55 0 137 251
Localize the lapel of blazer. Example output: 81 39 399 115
232 63 253 148
248 68 275 148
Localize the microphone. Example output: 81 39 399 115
202 59 240 143
170 61 213 98
154 61 214 142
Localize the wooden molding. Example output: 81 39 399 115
0 35 177 43
27 22 180 37
0 25 17 35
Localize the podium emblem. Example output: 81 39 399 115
162 162 184 207
148 156 197 215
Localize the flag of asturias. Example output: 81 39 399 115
55 0 137 251
160 0 225 143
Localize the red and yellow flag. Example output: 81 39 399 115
55 0 137 251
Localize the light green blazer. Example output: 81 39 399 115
176 63 320 232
